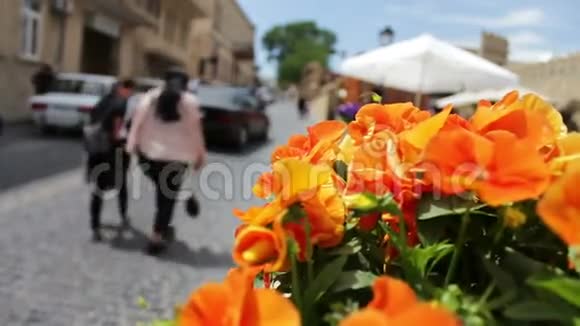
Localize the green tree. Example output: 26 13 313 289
263 21 337 85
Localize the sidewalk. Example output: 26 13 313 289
0 100 314 325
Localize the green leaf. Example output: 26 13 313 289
570 246 580 273
333 160 348 182
136 296 150 310
482 258 517 294
345 192 380 213
504 300 575 321
304 255 348 304
151 321 177 326
327 238 362 256
417 194 485 220
371 92 383 103
283 204 307 224
407 242 454 277
330 271 377 293
529 276 580 308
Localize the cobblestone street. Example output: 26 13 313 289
0 101 308 326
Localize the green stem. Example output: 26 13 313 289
304 219 314 285
290 243 302 311
445 207 471 286
478 280 496 307
493 222 506 246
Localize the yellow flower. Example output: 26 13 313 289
503 206 527 229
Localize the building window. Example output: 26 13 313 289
21 0 42 59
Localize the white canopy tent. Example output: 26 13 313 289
339 34 519 105
434 87 550 109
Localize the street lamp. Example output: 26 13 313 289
379 26 395 46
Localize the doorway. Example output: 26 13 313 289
80 27 118 75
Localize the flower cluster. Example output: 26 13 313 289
169 91 580 326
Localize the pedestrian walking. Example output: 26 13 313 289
31 64 56 95
85 79 136 242
126 67 207 255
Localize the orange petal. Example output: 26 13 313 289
307 120 347 144
178 283 230 326
367 276 418 315
340 309 389 326
399 105 453 163
537 167 580 245
271 145 307 163
254 289 301 326
233 225 288 272
550 132 580 174
272 158 334 203
253 172 281 199
478 109 549 146
520 93 567 137
475 130 550 206
422 128 494 195
233 201 285 226
390 303 461 326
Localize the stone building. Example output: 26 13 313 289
0 0 231 121
189 0 255 86
462 32 509 66
508 52 580 105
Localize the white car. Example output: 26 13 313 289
29 73 116 132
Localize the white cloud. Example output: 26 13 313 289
494 8 545 28
448 8 545 28
507 31 544 46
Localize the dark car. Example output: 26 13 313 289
197 86 270 149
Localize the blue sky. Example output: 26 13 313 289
238 0 579 79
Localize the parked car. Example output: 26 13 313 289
29 73 116 132
197 85 270 149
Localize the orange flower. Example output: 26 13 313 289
348 102 430 144
271 120 346 164
422 127 494 195
471 91 565 150
233 224 288 272
178 268 300 326
398 105 453 164
537 166 580 246
423 129 550 205
233 201 285 226
240 158 346 257
340 276 459 326
549 132 580 174
474 131 551 206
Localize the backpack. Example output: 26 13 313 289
83 123 112 154
83 94 120 154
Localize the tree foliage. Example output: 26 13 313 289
263 21 337 85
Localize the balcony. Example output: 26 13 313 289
233 42 254 60
139 30 189 68
84 0 157 26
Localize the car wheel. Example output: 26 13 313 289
257 126 269 142
234 126 249 150
40 125 56 135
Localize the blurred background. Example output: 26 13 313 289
0 0 578 324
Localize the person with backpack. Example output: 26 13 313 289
85 79 136 242
126 68 206 255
